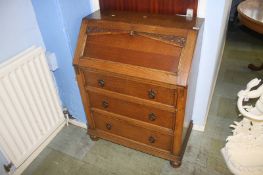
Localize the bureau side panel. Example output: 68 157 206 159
74 67 95 130
173 87 187 156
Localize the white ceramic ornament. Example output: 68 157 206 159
221 78 263 175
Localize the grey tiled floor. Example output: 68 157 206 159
22 26 263 175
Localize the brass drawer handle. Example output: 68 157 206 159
98 79 105 88
148 89 156 99
102 101 109 108
148 113 157 121
106 123 112 130
148 136 156 143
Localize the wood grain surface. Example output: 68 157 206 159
238 0 263 34
83 69 176 105
88 91 175 129
92 110 173 151
99 0 198 16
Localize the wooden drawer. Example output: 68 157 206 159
93 111 172 151
88 91 174 129
83 70 175 105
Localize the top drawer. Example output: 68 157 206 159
83 70 175 106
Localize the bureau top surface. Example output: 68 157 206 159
74 10 203 86
85 10 203 30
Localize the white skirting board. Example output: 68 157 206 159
68 119 87 129
193 124 205 132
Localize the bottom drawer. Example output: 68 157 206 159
93 111 172 151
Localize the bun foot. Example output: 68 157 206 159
248 63 263 71
90 135 99 141
170 160 181 168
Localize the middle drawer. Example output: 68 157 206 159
88 91 175 129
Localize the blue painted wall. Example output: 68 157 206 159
32 0 99 122
0 0 44 63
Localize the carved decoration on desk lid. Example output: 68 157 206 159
86 26 186 47
87 26 128 35
221 78 263 175
138 32 186 47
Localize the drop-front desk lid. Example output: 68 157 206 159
73 10 204 87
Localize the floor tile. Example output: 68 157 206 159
222 69 261 86
216 97 239 119
22 148 53 175
23 148 85 175
48 125 94 160
83 140 165 175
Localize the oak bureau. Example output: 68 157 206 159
73 1 203 167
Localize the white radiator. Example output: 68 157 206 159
0 47 65 173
